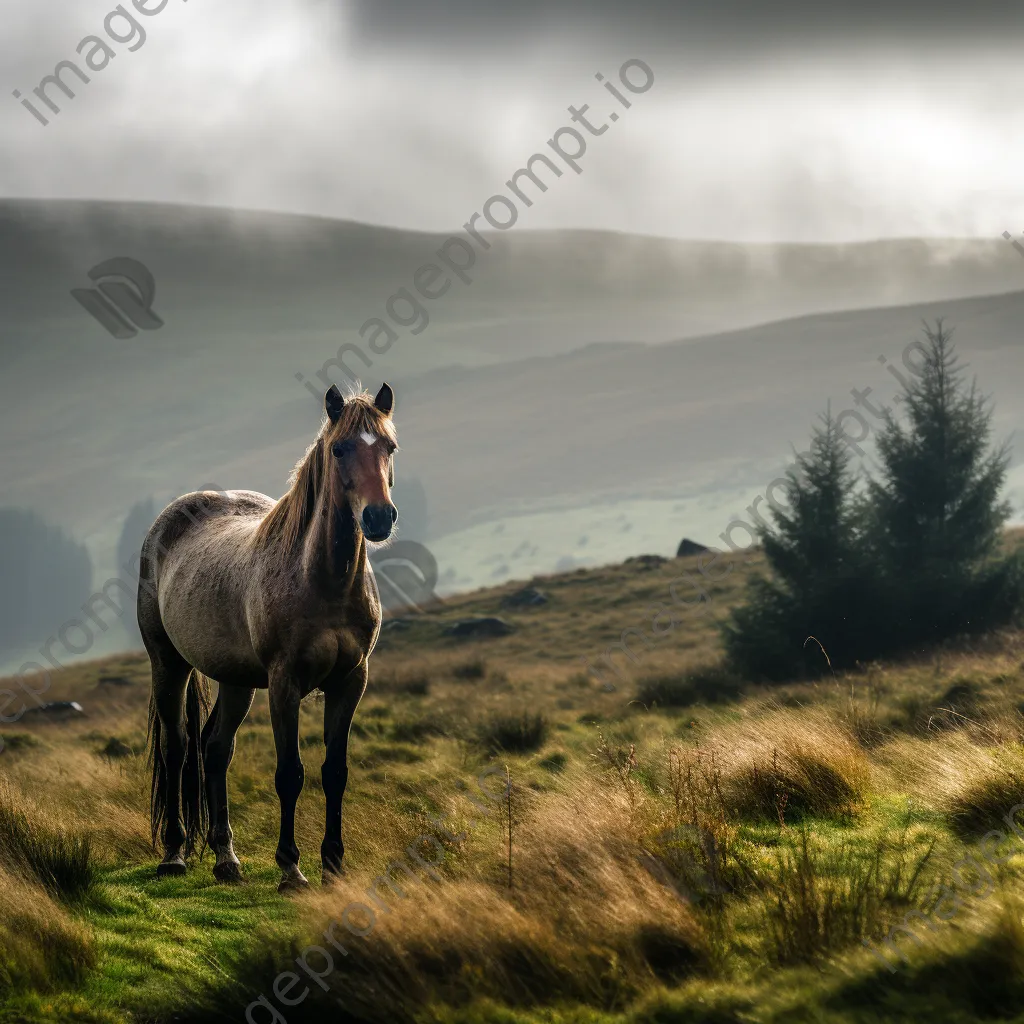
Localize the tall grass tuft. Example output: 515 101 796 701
451 657 487 680
714 709 869 821
652 745 743 904
477 712 549 754
635 664 743 708
761 825 936 965
0 864 97 993
0 787 95 902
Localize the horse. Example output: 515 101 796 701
140 383 398 892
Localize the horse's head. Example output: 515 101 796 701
324 383 398 543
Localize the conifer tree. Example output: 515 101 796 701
870 320 1010 578
868 319 1018 641
725 407 870 678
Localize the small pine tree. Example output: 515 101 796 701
760 406 864 602
724 407 875 679
868 320 1019 642
870 320 1010 575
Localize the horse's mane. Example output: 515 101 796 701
255 391 396 554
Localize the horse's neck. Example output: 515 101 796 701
301 494 365 588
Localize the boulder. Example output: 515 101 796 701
98 675 135 687
624 554 667 570
444 617 515 639
380 617 415 632
501 587 548 609
22 700 84 720
676 538 710 558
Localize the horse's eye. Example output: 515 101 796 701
332 441 351 458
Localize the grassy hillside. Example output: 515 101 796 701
2 535 1024 1022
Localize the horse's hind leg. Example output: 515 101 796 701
151 652 192 877
202 684 256 883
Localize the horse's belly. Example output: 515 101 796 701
158 555 264 683
164 612 264 684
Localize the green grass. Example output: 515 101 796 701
0 863 298 1024
3 539 1024 1022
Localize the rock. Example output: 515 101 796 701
624 554 667 570
98 675 135 687
22 700 84 720
380 617 415 632
676 538 710 558
501 587 548 609
444 617 515 639
100 737 133 759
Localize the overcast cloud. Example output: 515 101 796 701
3 0 1024 241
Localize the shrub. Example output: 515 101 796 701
477 712 549 754
635 664 743 708
388 712 453 744
451 658 487 680
100 736 134 759
0 733 40 753
538 752 568 773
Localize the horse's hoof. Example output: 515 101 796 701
156 856 187 878
278 870 310 895
213 860 244 883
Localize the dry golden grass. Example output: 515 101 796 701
876 733 1024 837
706 707 871 822
289 769 708 1018
0 861 96 993
0 784 98 995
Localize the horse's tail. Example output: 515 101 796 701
147 669 213 858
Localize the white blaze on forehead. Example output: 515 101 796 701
359 431 378 446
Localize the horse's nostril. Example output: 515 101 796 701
390 505 398 524
362 505 394 538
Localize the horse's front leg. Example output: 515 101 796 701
269 671 308 893
321 662 367 884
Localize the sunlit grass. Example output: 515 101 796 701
1 536 1024 1021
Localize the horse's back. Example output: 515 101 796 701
143 489 272 565
139 490 277 679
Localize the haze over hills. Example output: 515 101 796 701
1 199 1023 665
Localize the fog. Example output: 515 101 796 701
3 0 1024 241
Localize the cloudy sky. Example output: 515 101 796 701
3 0 1024 241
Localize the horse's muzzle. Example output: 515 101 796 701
362 503 398 542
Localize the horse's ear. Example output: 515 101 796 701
325 385 345 423
374 383 394 417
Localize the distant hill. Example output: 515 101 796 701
4 200 1022 374
1 199 1022 649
